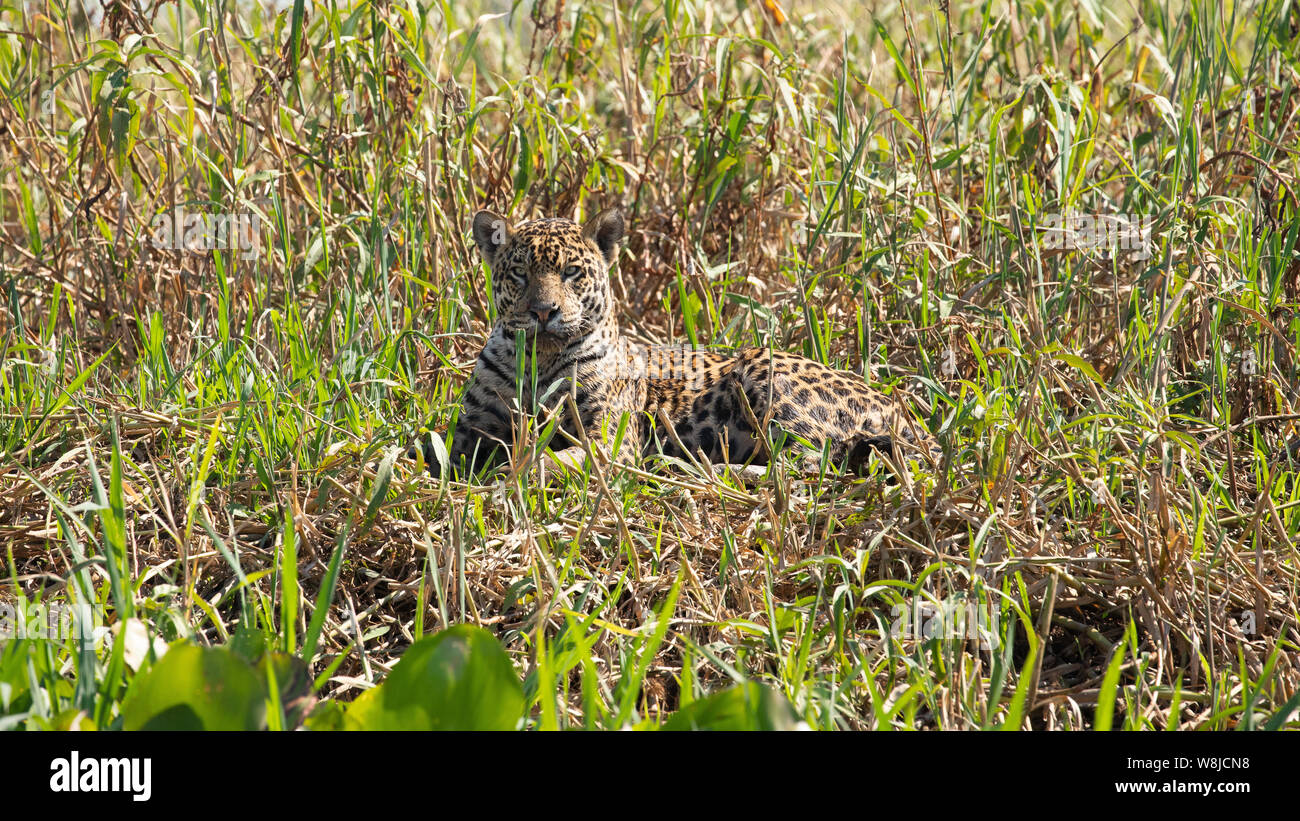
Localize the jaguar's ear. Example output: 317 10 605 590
583 209 624 266
471 210 511 262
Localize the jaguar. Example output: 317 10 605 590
426 208 941 476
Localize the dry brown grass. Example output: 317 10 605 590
2 0 1299 729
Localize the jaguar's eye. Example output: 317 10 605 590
562 264 582 280
508 266 528 282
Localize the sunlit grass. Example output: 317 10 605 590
0 0 1298 729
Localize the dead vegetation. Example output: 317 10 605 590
1 0 1299 728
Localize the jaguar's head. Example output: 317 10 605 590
471 209 624 346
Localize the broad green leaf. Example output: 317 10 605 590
344 625 523 731
661 683 801 731
122 643 265 731
305 700 347 731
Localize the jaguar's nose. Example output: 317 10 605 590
530 301 558 325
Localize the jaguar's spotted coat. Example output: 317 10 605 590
441 209 940 475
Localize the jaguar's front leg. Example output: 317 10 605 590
439 371 518 476
541 445 590 474
541 405 644 477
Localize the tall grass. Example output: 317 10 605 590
1 0 1298 729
